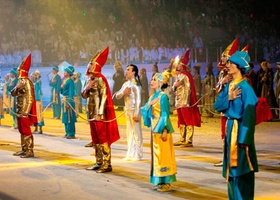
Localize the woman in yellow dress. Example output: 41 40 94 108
141 72 176 192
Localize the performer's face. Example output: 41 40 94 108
87 61 98 73
227 61 239 75
220 54 228 66
125 66 135 80
175 63 181 72
64 71 70 78
150 76 159 89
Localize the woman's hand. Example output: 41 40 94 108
161 128 167 142
148 98 159 109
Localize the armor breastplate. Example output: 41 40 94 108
174 74 190 108
82 77 107 119
12 78 34 116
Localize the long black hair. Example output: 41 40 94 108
129 64 142 86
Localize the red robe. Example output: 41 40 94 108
95 73 120 146
177 71 201 127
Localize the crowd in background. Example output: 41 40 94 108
0 0 280 68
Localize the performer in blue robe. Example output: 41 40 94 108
214 51 258 200
7 68 19 129
49 66 62 119
73 72 83 115
142 72 176 192
61 66 77 139
31 70 45 134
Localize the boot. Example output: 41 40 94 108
97 143 112 173
13 134 27 156
174 125 186 146
20 135 34 158
85 141 93 147
33 125 38 134
87 144 103 170
181 126 194 147
38 126 43 134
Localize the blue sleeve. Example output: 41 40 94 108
141 97 152 128
214 83 229 113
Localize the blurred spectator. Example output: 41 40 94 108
201 62 215 117
193 64 202 114
158 43 167 62
31 45 42 68
149 62 159 96
129 43 139 62
274 62 280 118
143 45 151 63
139 68 149 106
245 62 258 95
150 45 158 63
112 60 125 109
257 61 279 118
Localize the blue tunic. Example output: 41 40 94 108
61 77 77 136
34 80 44 126
7 78 18 128
49 74 61 119
214 78 258 179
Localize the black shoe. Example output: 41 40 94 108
66 136 76 139
86 164 102 170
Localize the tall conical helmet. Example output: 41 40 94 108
179 49 190 71
217 38 239 67
87 47 109 74
18 54 31 78
241 44 249 52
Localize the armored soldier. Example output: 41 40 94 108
82 47 120 173
173 50 201 147
11 54 37 158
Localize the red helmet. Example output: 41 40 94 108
179 49 190 71
86 47 109 74
18 54 31 78
217 38 239 67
